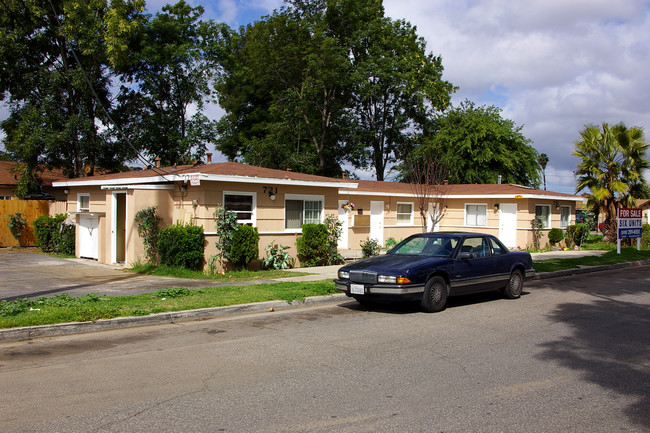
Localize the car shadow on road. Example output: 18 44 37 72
340 290 530 315
536 298 650 430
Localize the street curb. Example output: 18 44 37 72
0 293 349 342
531 258 650 280
2 260 650 343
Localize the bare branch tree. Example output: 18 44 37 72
406 153 450 232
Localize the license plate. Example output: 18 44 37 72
350 284 365 295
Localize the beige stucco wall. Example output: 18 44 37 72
342 196 577 251
64 179 580 270
158 181 342 268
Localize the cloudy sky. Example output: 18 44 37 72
3 0 648 194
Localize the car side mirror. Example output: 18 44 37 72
458 252 473 260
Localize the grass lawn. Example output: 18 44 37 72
533 247 650 273
2 247 649 330
129 263 309 281
0 280 337 329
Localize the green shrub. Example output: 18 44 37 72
547 228 564 245
566 223 589 247
32 214 75 254
6 212 27 240
52 216 75 255
360 238 382 258
385 237 398 251
158 223 205 270
296 223 329 267
324 214 344 265
134 206 163 264
33 215 55 251
229 225 260 268
263 242 294 270
531 217 543 250
210 204 239 274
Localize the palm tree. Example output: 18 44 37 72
537 153 549 190
573 122 649 242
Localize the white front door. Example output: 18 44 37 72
337 200 349 250
499 203 518 248
370 201 384 246
79 214 99 260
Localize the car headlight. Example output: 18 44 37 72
377 275 397 283
378 275 412 284
338 270 350 279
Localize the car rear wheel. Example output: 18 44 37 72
503 269 523 299
421 276 448 313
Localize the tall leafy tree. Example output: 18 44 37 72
112 0 220 166
0 0 143 178
573 122 649 242
213 0 454 178
341 0 455 180
215 0 349 176
412 100 540 186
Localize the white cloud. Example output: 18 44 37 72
382 0 650 193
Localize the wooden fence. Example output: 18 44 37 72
0 200 56 247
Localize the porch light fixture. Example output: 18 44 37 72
268 191 276 201
494 203 499 211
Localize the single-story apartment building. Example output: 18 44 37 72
52 161 583 267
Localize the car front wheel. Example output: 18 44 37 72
421 276 448 313
503 269 523 299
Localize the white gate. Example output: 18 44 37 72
78 214 99 260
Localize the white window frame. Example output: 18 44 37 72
223 191 257 226
284 193 324 233
396 202 414 225
465 203 487 227
535 204 551 229
77 193 90 212
560 205 571 229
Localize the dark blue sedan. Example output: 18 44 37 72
334 232 535 312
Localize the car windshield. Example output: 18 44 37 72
389 235 459 258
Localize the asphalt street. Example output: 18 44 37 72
1 265 648 432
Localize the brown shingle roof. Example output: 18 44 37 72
55 161 356 185
350 180 581 198
0 161 67 187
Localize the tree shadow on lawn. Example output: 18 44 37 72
536 297 650 430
